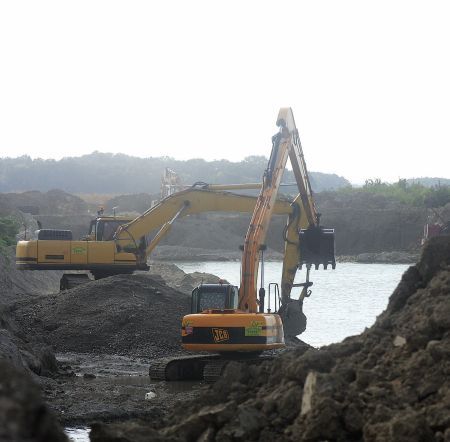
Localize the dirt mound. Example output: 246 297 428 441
0 310 57 376
0 360 66 442
0 247 59 375
13 273 190 358
321 207 426 255
0 247 61 304
0 189 88 216
105 193 158 214
149 262 228 294
93 236 450 441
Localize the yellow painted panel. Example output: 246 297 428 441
16 240 37 259
37 240 71 264
87 241 115 264
182 312 282 328
114 251 137 264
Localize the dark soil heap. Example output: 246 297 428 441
13 273 190 358
0 360 66 442
1 248 59 375
93 236 450 441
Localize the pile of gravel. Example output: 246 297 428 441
13 273 190 359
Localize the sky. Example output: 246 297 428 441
0 1 449 184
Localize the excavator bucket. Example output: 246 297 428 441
299 225 336 270
279 225 335 338
278 299 307 339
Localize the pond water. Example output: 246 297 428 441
178 261 410 347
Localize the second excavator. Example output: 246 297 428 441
150 108 335 382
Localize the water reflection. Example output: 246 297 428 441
65 427 90 442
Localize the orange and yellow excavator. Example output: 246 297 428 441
150 108 335 381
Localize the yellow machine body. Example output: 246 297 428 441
182 311 284 352
16 239 137 271
16 215 140 273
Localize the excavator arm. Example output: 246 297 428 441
238 108 335 334
238 111 295 311
114 188 293 265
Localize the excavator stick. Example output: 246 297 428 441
279 225 335 338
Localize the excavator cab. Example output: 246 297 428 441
87 217 132 241
191 284 239 313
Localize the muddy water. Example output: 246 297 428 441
65 427 90 441
177 261 410 347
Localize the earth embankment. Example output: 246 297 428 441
2 188 436 261
0 247 66 440
0 360 66 442
0 248 60 375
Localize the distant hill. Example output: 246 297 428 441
0 153 350 194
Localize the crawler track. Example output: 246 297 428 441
149 354 219 381
149 354 274 383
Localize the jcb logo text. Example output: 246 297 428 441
212 328 229 343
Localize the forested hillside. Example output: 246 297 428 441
0 153 350 194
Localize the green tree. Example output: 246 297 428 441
0 217 19 248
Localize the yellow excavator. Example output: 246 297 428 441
16 184 298 290
149 108 335 382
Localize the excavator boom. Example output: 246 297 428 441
239 109 298 312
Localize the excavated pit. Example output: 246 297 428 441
90 236 450 442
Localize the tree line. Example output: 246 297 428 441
316 178 450 210
0 153 350 194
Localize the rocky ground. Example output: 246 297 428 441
0 249 67 440
89 235 450 441
36 352 206 426
0 360 67 441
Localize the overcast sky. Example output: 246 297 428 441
0 1 449 184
